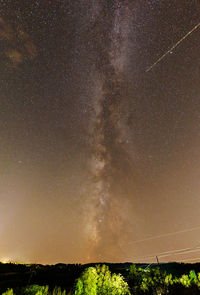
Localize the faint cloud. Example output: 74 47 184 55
0 17 37 68
24 41 37 59
5 49 23 66
0 19 14 41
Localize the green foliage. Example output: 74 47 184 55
52 287 66 295
189 269 197 280
75 266 98 295
6 285 67 295
23 285 49 295
164 273 173 286
2 289 14 295
179 274 191 287
4 265 200 295
22 285 68 295
127 264 169 294
127 264 200 294
177 270 200 290
74 264 130 295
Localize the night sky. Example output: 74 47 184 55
0 0 200 264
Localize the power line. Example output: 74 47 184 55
128 225 200 245
146 22 200 72
132 254 200 263
130 243 200 262
156 246 200 260
158 244 200 259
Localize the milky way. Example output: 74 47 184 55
83 0 137 260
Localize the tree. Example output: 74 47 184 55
74 265 130 295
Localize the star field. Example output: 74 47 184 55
0 0 200 264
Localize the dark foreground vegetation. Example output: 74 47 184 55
1 262 200 294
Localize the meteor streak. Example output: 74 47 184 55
146 22 200 72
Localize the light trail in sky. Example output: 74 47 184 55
146 22 200 72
